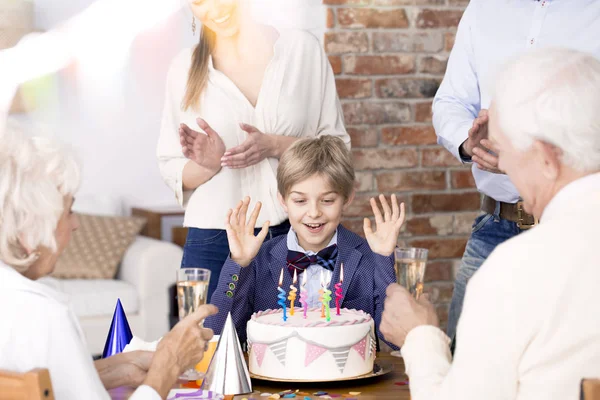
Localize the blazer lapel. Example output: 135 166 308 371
330 226 363 305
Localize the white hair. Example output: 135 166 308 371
0 120 80 272
493 48 600 172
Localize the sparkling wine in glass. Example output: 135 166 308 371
177 268 211 380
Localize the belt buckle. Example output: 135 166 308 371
516 201 537 230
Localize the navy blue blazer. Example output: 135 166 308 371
205 225 397 349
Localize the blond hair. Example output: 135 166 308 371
277 136 355 199
0 121 80 272
182 26 216 111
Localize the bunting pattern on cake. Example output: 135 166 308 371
369 330 376 359
351 336 367 360
249 329 374 371
330 348 351 373
269 341 288 367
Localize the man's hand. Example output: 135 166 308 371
179 118 226 172
220 123 274 169
363 194 405 257
461 109 489 158
380 284 439 348
225 196 270 267
473 138 504 174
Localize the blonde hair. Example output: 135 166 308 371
182 26 216 111
0 121 80 272
277 136 355 199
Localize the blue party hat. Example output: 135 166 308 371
102 298 133 358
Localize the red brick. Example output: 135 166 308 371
448 0 469 5
415 101 433 122
336 78 372 99
372 32 443 53
324 32 369 54
347 126 379 148
424 260 454 282
445 31 456 51
376 170 445 191
420 55 448 74
421 147 461 167
416 9 464 29
353 148 418 170
355 171 374 192
423 282 454 302
329 55 342 75
381 126 437 145
338 8 409 29
451 169 476 189
374 0 444 4
375 78 440 98
344 55 415 75
413 192 481 213
409 237 468 259
406 215 453 236
453 212 480 235
323 0 371 4
346 193 410 218
340 218 366 237
342 102 411 125
326 8 335 28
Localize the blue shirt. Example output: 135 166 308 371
433 0 600 203
286 227 338 308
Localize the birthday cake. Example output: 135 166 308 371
247 308 376 381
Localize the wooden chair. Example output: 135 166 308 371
581 378 600 400
0 368 54 400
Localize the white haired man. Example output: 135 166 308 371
380 48 600 400
435 0 600 345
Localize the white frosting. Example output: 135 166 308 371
247 308 376 380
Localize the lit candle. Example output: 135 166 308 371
335 263 344 316
324 274 332 322
277 268 287 322
319 270 325 318
300 271 308 319
288 269 298 316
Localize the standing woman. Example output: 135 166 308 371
157 0 349 300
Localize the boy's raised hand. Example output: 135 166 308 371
363 194 406 257
225 196 270 267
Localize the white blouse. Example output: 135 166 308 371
401 173 600 400
157 29 350 230
0 263 160 400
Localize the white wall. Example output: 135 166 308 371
16 0 325 215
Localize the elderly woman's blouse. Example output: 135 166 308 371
401 173 600 400
0 262 160 400
157 29 350 229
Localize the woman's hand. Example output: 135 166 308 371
143 304 217 398
363 194 406 257
225 196 270 267
380 284 439 348
179 118 226 172
220 123 274 169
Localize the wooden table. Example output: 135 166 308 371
109 354 410 400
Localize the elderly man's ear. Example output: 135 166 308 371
533 140 562 181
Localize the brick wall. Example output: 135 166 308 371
323 0 475 329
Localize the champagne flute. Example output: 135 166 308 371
390 247 428 357
177 268 211 380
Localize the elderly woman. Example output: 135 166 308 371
380 48 600 400
0 127 217 400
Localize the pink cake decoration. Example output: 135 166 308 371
351 336 367 360
305 342 329 367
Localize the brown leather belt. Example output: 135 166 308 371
481 195 538 230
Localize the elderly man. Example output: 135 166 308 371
380 47 600 400
435 0 600 344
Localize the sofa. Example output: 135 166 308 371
37 196 183 356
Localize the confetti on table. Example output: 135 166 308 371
304 397 311 400
319 396 332 399
348 393 360 396
395 380 410 386
283 395 296 398
261 394 272 397
297 393 309 396
314 392 327 396
329 395 341 398
269 395 281 399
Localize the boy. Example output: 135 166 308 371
206 136 404 346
